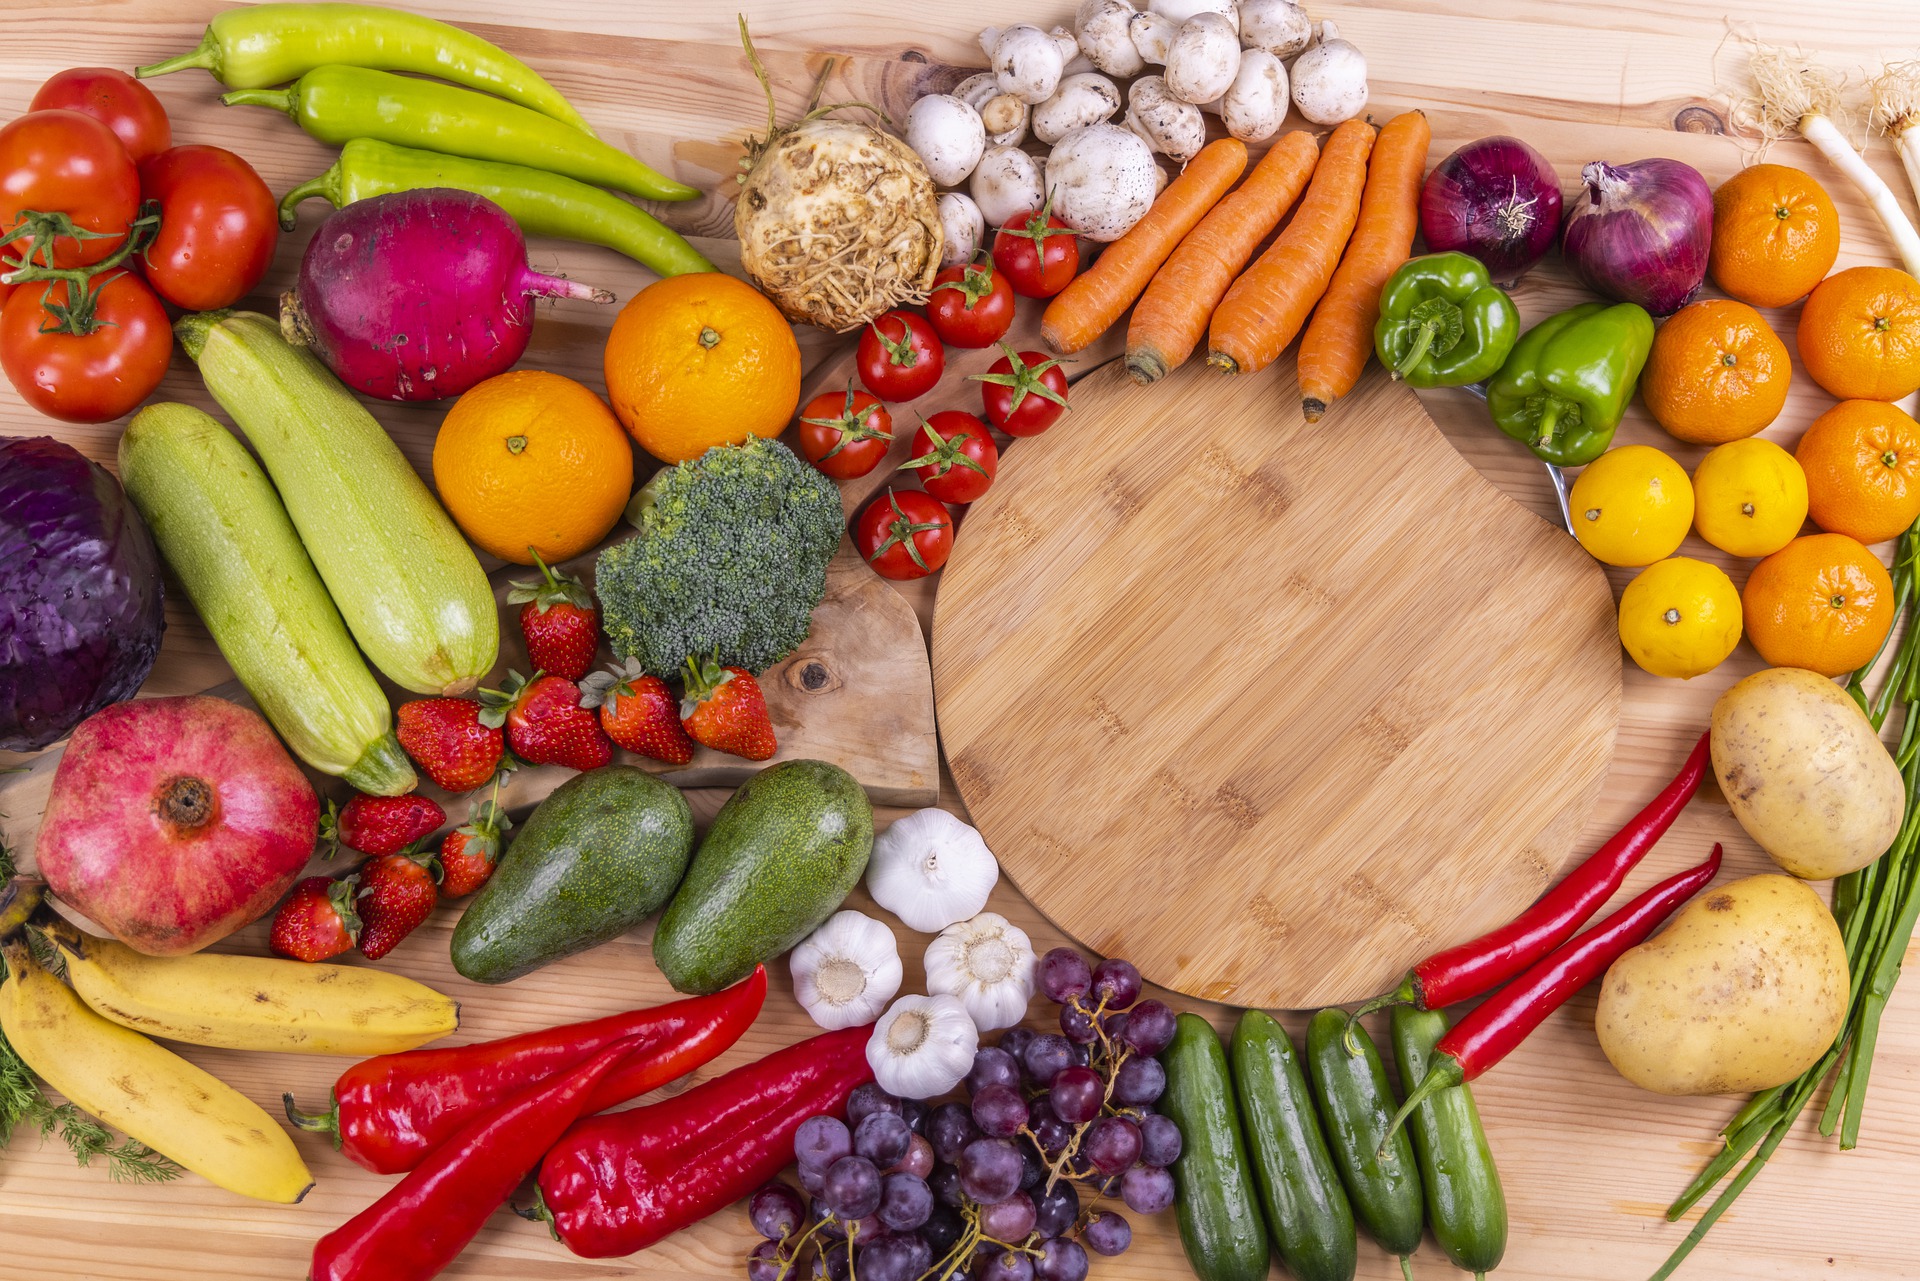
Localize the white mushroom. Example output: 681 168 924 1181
953 72 998 108
937 192 986 267
1164 12 1240 105
1033 72 1123 145
1291 21 1369 124
1237 0 1313 58
1048 26 1089 75
977 27 1001 59
1219 48 1287 141
970 143 1044 228
989 23 1066 105
1129 10 1177 65
1126 75 1206 163
905 94 987 186
1045 122 1159 241
1075 0 1145 77
954 74 1028 146
1148 0 1237 31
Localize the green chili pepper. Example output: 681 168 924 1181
279 139 713 278
223 65 700 204
1373 251 1520 389
136 3 597 137
1485 300 1655 467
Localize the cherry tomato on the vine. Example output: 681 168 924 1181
0 110 141 269
29 68 171 166
974 343 1071 437
992 205 1079 299
856 310 944 402
925 258 1014 349
139 145 280 311
796 381 894 480
0 272 172 423
854 488 954 580
901 410 997 504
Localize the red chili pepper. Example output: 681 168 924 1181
1379 842 1723 1150
531 1023 874 1258
311 1036 636 1281
1354 730 1709 1026
286 966 766 1174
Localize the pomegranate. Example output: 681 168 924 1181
36 695 319 955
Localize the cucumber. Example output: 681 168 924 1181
1161 1013 1270 1281
174 309 497 696
118 404 414 795
1231 1010 1357 1281
1390 1006 1507 1278
1304 1009 1424 1270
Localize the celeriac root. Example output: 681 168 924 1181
1869 60 1920 220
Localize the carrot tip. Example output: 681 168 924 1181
1206 352 1239 375
1302 397 1327 422
1125 353 1166 385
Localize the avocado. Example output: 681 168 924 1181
451 765 693 984
653 759 874 994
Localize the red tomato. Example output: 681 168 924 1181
29 68 171 166
854 488 954 580
925 259 1015 349
975 345 1071 437
992 208 1079 298
0 272 172 423
0 110 141 269
138 145 280 310
903 410 998 504
797 382 894 480
856 310 944 402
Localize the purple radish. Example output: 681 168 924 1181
280 188 614 402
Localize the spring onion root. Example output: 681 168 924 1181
1869 60 1920 218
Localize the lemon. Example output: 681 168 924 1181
1618 557 1743 679
1691 438 1809 558
1569 445 1695 567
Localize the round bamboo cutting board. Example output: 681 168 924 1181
933 357 1623 1008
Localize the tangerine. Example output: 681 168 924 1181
1797 265 1920 402
1796 399 1920 545
1741 532 1895 677
1708 164 1840 308
1640 298 1790 444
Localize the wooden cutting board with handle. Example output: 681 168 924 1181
932 357 1623 1009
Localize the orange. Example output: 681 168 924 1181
432 370 634 566
1741 532 1895 677
1796 399 1920 544
1797 265 1920 402
1708 164 1840 308
1640 299 1791 444
603 273 801 464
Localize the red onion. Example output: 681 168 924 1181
1419 136 1563 286
1560 158 1712 316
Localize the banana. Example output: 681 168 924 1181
0 937 314 1203
49 924 459 1056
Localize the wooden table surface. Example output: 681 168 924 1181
5 1 1920 1279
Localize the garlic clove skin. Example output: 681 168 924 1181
868 993 980 1099
791 910 904 1031
925 912 1038 1033
867 808 1000 934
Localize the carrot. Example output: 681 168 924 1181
1125 131 1321 385
1042 139 1249 355
1297 111 1432 420
1206 118 1376 377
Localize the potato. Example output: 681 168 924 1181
1596 874 1846 1095
1711 666 1904 880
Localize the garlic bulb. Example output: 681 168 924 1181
868 994 979 1099
925 912 1037 1032
791 911 903 1030
867 809 1000 933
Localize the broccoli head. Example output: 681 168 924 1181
595 436 844 676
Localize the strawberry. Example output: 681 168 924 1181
439 799 512 899
480 670 614 771
580 658 696 765
270 876 360 962
506 552 600 682
356 850 440 960
395 698 504 793
680 655 777 761
323 793 447 858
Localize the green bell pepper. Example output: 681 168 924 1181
1373 252 1521 388
1485 301 1656 467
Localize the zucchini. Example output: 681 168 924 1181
1162 1012 1270 1281
174 310 497 695
1304 1009 1424 1272
1231 1010 1357 1281
119 405 415 795
1390 1006 1507 1278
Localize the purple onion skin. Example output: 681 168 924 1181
1419 135 1563 286
1561 158 1713 316
282 188 609 402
